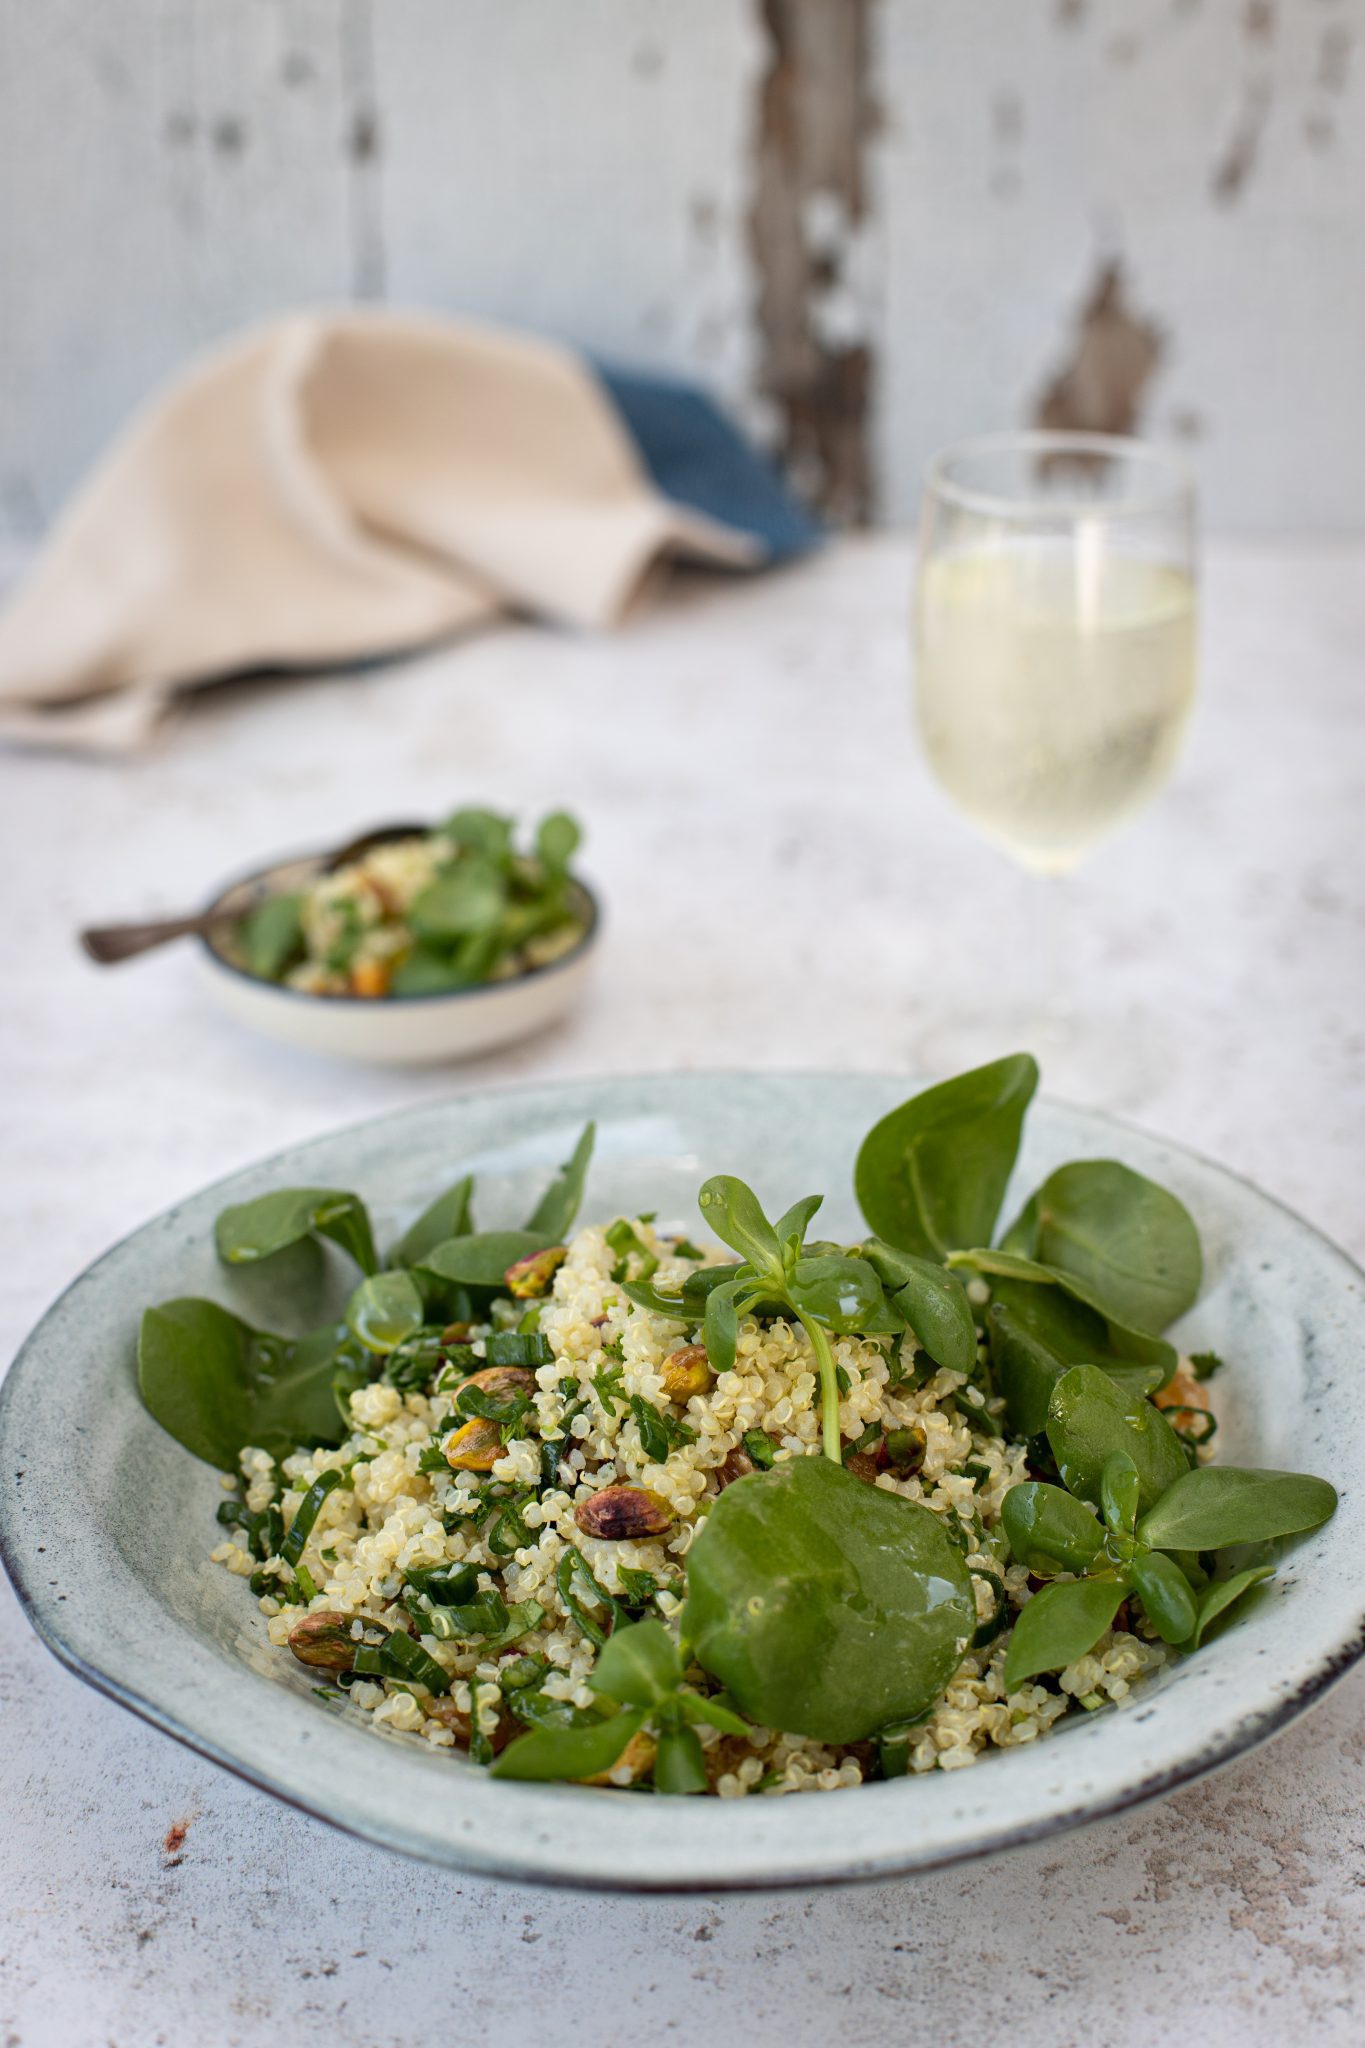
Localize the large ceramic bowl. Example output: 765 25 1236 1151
1 1075 1361 1891
199 848 600 1066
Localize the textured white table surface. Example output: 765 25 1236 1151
2 534 1363 2046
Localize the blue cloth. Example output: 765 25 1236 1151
596 365 821 562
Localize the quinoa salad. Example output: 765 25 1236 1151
225 806 587 999
138 1058 1337 1798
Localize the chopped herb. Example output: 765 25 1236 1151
606 1219 659 1284
486 1490 536 1555
742 1429 778 1470
615 1566 660 1609
1189 1350 1224 1382
591 1358 627 1414
629 1393 697 1463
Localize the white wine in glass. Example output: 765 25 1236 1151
914 433 1197 875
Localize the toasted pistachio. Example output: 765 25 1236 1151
583 1727 658 1786
661 1343 712 1403
287 1611 358 1671
845 1451 882 1484
715 1446 754 1492
441 1320 475 1345
883 1425 927 1475
574 1485 675 1540
444 1416 504 1471
504 1245 567 1298
458 1364 537 1400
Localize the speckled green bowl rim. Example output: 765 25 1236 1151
1 1073 1362 1893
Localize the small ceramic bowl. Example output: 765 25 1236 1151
198 845 600 1065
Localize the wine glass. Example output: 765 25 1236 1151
913 432 1198 875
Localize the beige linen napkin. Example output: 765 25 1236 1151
0 311 756 751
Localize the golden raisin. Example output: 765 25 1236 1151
350 958 391 999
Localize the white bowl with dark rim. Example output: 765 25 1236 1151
198 845 600 1066
1 1073 1361 1892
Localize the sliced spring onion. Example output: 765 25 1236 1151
280 1468 345 1568
556 1548 625 1648
353 1630 450 1694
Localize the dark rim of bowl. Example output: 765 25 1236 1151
198 843 600 1007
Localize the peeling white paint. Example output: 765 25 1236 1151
0 2 1363 537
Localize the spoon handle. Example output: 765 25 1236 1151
80 912 226 964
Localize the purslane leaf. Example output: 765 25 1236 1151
787 1254 885 1333
683 1457 974 1744
591 1618 682 1708
1127 1549 1198 1644
1136 1466 1338 1552
1002 1577 1129 1690
1187 1565 1277 1648
854 1054 1039 1261
987 1299 1166 1441
417 1230 556 1290
1001 1160 1202 1335
1001 1481 1104 1575
1046 1365 1189 1513
215 1188 378 1277
392 1173 475 1267
345 1269 425 1355
958 1249 1176 1376
772 1193 823 1262
1100 1451 1140 1537
490 1705 648 1783
863 1241 977 1375
138 1300 352 1468
526 1123 596 1241
652 1723 708 1795
702 1276 743 1372
677 1691 753 1738
697 1176 784 1278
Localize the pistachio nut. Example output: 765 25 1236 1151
574 1485 675 1540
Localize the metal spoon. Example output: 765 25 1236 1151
79 821 429 966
